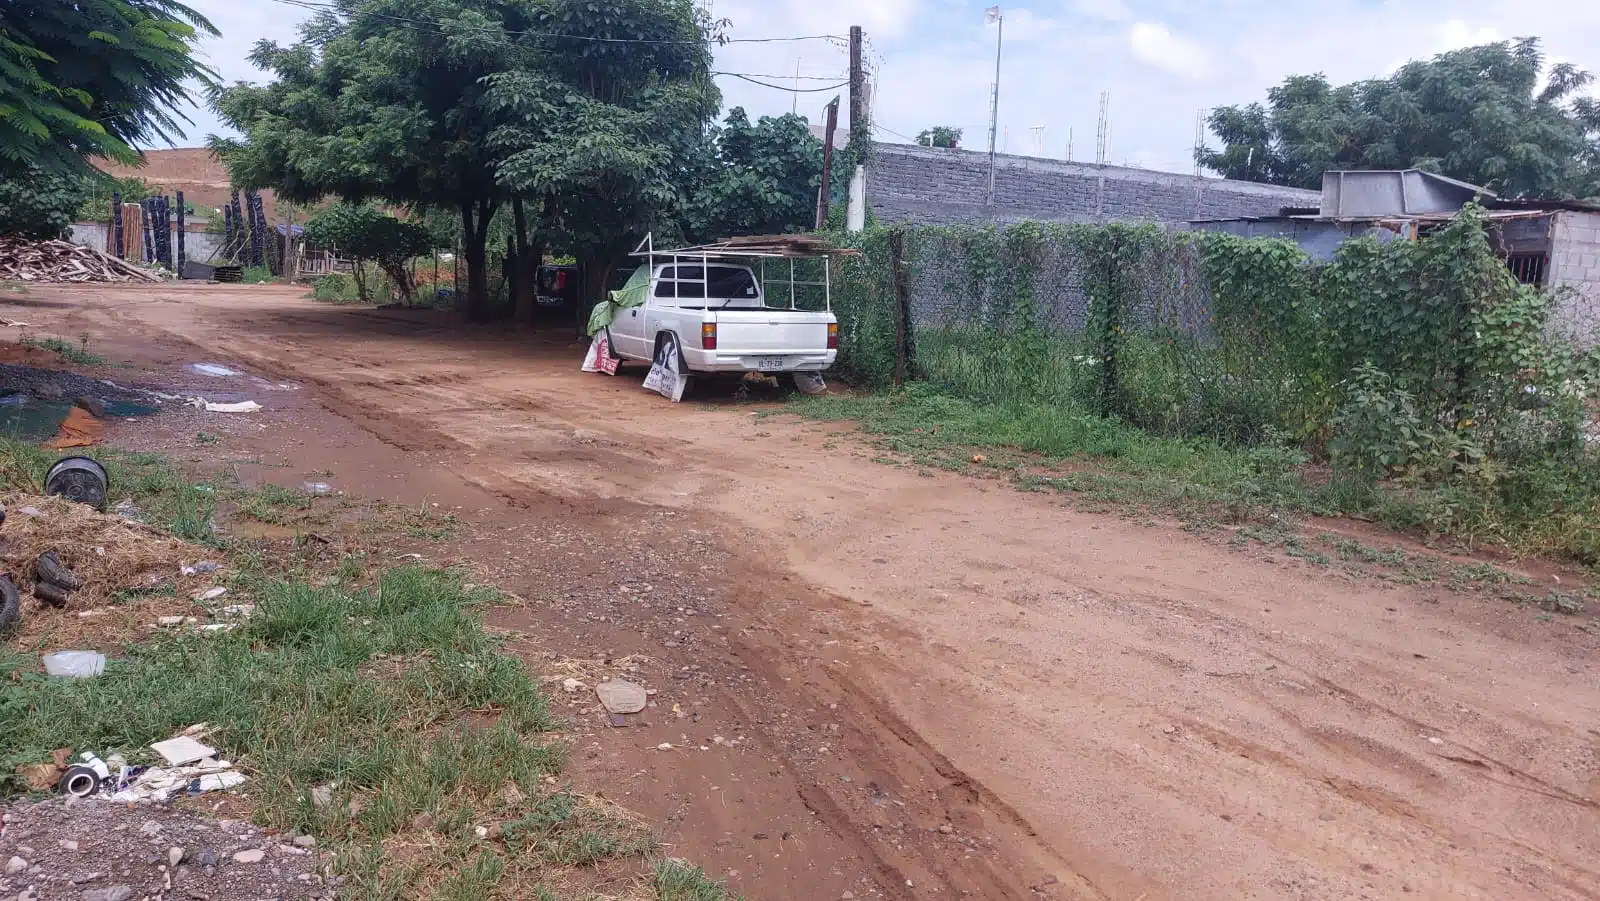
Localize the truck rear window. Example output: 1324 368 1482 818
655 266 759 300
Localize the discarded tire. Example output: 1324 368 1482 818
36 551 84 590
34 580 70 608
45 456 109 511
0 574 19 633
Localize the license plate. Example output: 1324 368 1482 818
756 356 786 371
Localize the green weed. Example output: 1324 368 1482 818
20 335 105 366
654 858 740 901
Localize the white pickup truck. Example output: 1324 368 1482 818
605 259 838 379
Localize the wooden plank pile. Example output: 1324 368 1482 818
0 236 163 283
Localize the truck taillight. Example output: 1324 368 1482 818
701 322 717 350
826 322 839 349
554 271 566 291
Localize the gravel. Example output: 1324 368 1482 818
0 798 327 901
0 364 163 408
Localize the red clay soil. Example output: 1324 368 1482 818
4 281 1597 901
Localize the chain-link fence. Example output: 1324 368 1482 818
831 224 1321 443
828 217 1600 450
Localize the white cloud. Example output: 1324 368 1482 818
1128 22 1211 80
1431 19 1502 54
1069 0 1132 22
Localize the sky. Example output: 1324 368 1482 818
171 0 1600 177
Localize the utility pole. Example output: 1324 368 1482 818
979 7 1004 204
792 57 802 115
816 97 840 229
848 26 866 151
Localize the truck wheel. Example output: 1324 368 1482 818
0 574 20 634
653 333 694 399
653 333 688 374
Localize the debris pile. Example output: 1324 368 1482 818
0 235 163 283
0 495 188 605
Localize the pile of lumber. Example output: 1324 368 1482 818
702 234 847 258
0 235 163 283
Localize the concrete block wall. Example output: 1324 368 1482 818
1547 211 1600 349
868 143 1321 227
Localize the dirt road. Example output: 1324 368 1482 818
16 283 1600 901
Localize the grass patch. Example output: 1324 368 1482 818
654 858 741 901
0 564 657 898
0 443 684 896
20 334 105 366
797 386 1600 567
237 482 315 524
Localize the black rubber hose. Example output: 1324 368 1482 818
36 551 85 590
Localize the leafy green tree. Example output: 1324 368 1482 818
681 107 821 243
0 166 87 238
1198 38 1600 198
213 0 716 320
0 0 216 178
213 0 532 319
916 126 962 149
304 204 434 303
485 0 718 306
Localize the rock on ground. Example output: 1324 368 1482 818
0 798 327 901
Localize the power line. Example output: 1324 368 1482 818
263 0 843 45
713 72 847 81
719 73 849 92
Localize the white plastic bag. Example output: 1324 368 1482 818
581 330 619 375
642 341 688 402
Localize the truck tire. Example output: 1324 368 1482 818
0 574 19 634
653 333 694 399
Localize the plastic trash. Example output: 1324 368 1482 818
186 397 262 413
45 455 109 511
41 650 106 678
59 752 112 798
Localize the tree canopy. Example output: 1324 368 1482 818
680 107 821 243
0 0 216 178
212 0 719 319
1197 38 1600 198
916 126 962 149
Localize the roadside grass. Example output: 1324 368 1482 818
794 387 1599 588
19 334 105 366
654 859 741 901
0 440 719 898
237 482 315 524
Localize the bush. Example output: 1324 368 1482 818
0 166 86 238
304 204 433 303
312 274 359 303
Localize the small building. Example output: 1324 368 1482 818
1187 169 1600 348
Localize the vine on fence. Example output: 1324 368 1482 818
827 206 1599 491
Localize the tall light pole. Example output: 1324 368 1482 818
984 6 1003 206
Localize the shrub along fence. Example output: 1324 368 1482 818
826 207 1600 556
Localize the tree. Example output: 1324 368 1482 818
213 0 717 320
916 126 962 149
681 107 821 243
303 204 434 303
0 0 216 178
1198 38 1600 198
485 0 719 307
213 0 530 320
